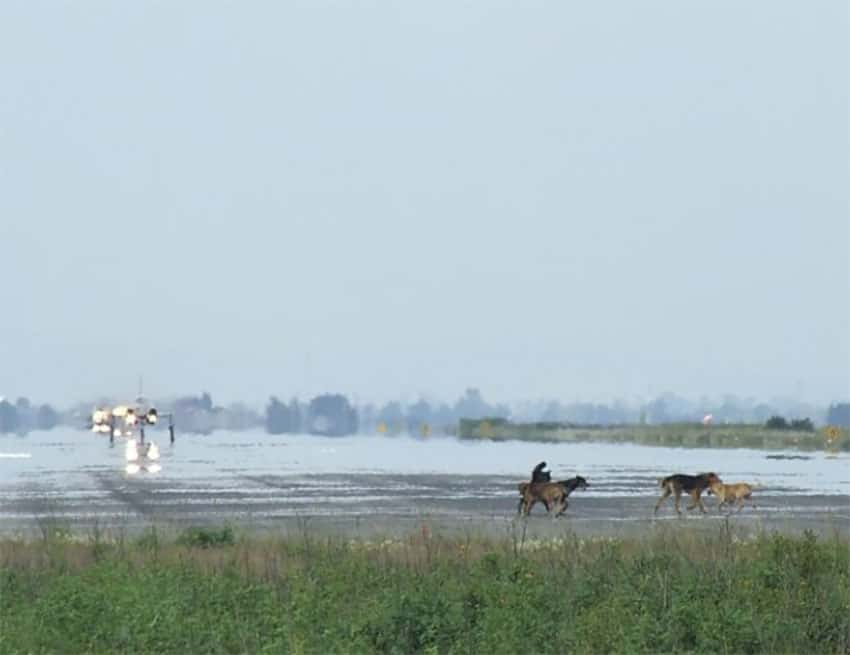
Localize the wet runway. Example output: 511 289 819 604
2 430 848 538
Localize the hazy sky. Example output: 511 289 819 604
1 2 847 407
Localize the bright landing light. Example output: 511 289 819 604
125 441 138 461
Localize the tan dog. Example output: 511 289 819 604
708 480 756 513
517 482 568 517
517 476 589 517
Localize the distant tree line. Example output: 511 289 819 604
359 388 510 435
164 392 261 434
826 403 850 427
264 388 508 437
0 397 60 434
513 392 838 428
764 416 815 432
2 390 848 436
266 394 358 436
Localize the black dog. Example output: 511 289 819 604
531 461 551 483
654 472 720 515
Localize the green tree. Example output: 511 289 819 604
308 394 358 436
789 417 814 432
826 402 850 427
0 400 19 433
765 415 788 430
265 397 296 434
35 404 59 430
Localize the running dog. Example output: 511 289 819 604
708 479 756 513
654 472 720 516
514 461 552 514
518 476 589 517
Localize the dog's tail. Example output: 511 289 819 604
658 476 669 488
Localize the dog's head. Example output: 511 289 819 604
701 472 721 492
574 475 589 490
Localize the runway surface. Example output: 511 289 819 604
2 430 847 539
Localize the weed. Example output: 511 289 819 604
175 525 236 549
0 527 848 653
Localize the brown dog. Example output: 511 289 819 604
654 472 721 516
708 480 756 513
518 476 589 517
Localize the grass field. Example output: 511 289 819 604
458 420 850 452
1 523 848 654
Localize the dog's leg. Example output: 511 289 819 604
654 487 671 515
555 497 567 517
674 490 683 515
686 491 706 513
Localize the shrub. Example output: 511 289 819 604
765 416 788 430
789 418 814 432
2 529 848 653
175 525 236 548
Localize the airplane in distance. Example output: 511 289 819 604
90 395 175 475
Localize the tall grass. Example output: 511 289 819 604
1 524 848 653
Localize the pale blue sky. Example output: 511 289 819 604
1 1 847 406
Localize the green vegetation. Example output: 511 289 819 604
458 419 850 451
1 525 848 654
174 524 236 549
766 415 815 432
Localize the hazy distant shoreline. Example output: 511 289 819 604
2 390 849 443
457 419 850 452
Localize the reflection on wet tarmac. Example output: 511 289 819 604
1 429 848 535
